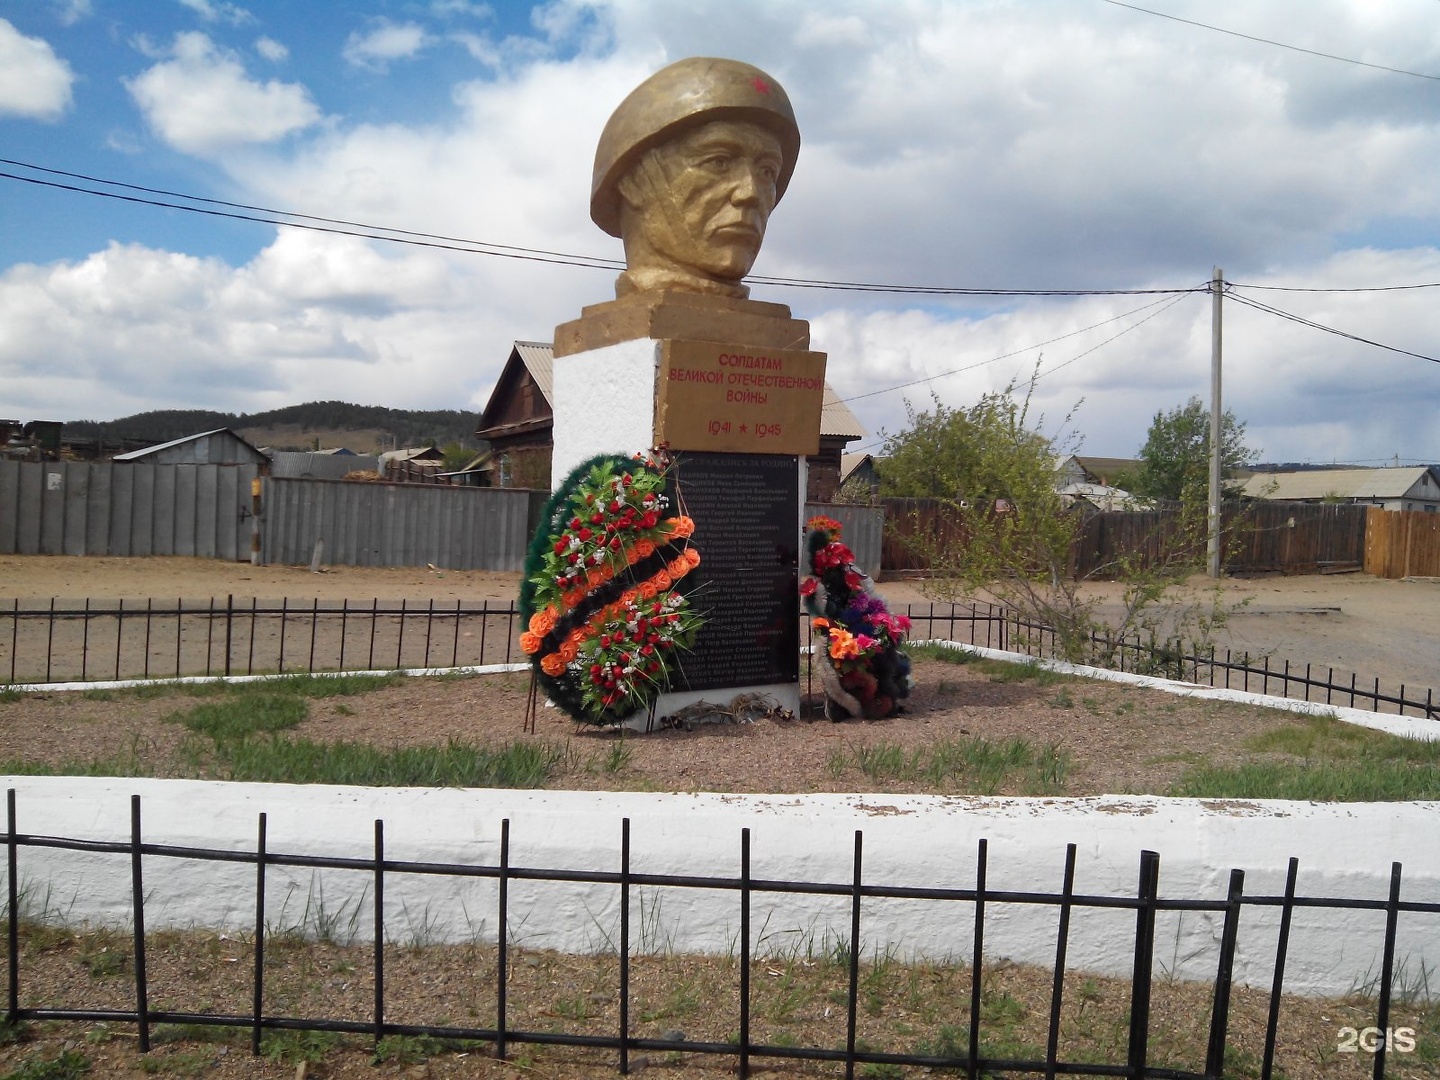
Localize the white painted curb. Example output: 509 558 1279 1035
911 640 1440 741
5 777 1438 997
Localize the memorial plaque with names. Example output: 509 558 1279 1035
670 452 799 691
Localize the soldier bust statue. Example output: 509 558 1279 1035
591 57 800 301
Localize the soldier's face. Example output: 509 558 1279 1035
622 120 784 283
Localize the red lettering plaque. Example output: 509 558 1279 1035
655 339 827 455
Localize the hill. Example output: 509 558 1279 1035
64 402 481 454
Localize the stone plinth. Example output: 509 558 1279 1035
554 291 810 358
552 292 817 724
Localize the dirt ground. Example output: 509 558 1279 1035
2 554 1437 693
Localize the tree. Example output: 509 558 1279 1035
879 382 1245 667
879 382 1101 659
1123 397 1255 503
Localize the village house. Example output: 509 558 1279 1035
1241 465 1440 513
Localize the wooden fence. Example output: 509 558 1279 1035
879 498 1371 578
1365 507 1440 578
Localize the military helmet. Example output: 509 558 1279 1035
590 57 800 237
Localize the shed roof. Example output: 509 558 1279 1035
112 428 266 462
1241 466 1438 501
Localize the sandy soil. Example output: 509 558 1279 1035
3 554 1436 692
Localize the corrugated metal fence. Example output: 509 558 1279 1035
804 501 882 578
0 462 544 572
262 476 541 571
268 451 382 479
0 460 258 561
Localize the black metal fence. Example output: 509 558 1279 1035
5 790 1435 1078
0 597 525 684
3 596 1436 721
902 603 1440 720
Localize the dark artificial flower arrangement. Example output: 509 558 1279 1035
519 452 703 726
801 515 912 719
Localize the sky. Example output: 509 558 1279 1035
1 0 1438 466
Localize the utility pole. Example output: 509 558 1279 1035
1207 267 1223 579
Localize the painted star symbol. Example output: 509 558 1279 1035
739 424 748 433
750 76 770 95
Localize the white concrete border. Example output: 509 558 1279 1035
4 777 1437 997
911 640 1440 742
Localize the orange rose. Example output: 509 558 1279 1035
668 516 695 538
566 626 588 648
828 628 860 661
634 538 656 559
668 555 690 580
652 569 673 590
519 630 543 655
529 608 558 636
540 652 567 676
558 639 580 663
587 566 608 587
563 589 585 609
640 581 658 600
684 548 701 568
620 588 639 606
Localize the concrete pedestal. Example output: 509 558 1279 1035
547 336 806 728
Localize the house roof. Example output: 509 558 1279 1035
514 341 554 404
1241 466 1440 501
839 451 873 483
1057 482 1140 511
820 387 866 440
112 427 266 462
1072 456 1139 482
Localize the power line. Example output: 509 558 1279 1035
1228 279 1440 294
0 158 1203 299
1102 0 1440 82
1226 290 1440 364
1031 291 1193 381
0 157 622 269
840 291 1196 404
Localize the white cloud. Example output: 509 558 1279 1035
342 20 431 71
0 236 496 420
0 18 74 120
55 0 93 27
431 0 494 18
175 0 254 26
125 32 321 154
255 36 288 62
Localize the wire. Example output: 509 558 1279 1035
840 292 1196 404
0 158 1206 299
1030 292 1193 381
0 157 625 269
1101 0 1440 82
1228 279 1440 294
1226 291 1440 364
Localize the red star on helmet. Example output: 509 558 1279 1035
751 76 770 95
